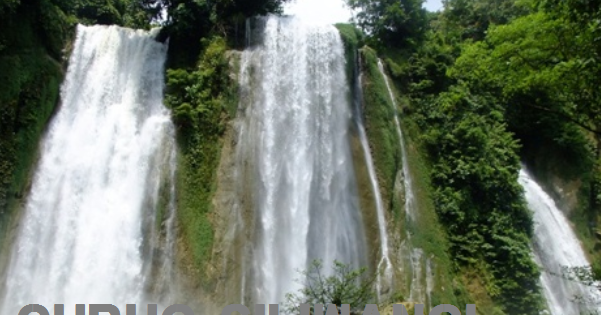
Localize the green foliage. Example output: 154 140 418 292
360 47 401 206
284 260 376 314
55 0 160 28
0 59 61 216
0 0 69 236
335 23 364 50
379 12 549 309
166 37 229 136
450 9 599 144
74 0 124 25
335 24 364 91
450 7 601 225
378 0 601 310
389 28 456 99
399 114 473 310
346 0 428 49
412 85 542 314
441 0 530 41
161 0 289 66
164 36 235 269
360 43 472 311
451 12 580 98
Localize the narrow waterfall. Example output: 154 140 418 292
408 248 424 302
353 56 392 299
1 24 176 313
377 59 433 305
376 60 415 221
426 257 434 311
237 16 368 305
519 168 601 315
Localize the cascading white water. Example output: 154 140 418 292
238 16 368 305
519 168 601 315
377 59 432 304
378 59 426 303
408 248 424 302
376 60 415 221
426 257 434 311
353 57 393 300
1 24 176 314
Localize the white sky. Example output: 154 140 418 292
283 0 354 24
424 0 443 12
284 0 443 25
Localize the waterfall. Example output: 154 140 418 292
408 248 424 302
376 60 415 221
1 24 176 313
377 59 434 305
237 16 368 305
353 55 392 300
426 257 434 311
519 168 601 315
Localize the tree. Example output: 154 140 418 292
451 9 601 227
441 0 529 41
155 0 289 66
284 260 376 315
346 0 428 49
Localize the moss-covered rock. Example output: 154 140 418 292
164 37 239 292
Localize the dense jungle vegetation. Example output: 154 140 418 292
348 0 601 313
1 0 601 313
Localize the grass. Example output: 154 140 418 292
175 134 221 273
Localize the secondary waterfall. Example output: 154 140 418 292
1 24 176 313
377 59 433 306
238 16 368 305
519 168 601 315
353 56 392 300
376 60 415 221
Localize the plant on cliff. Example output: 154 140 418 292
412 85 543 314
163 36 236 272
284 260 376 315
